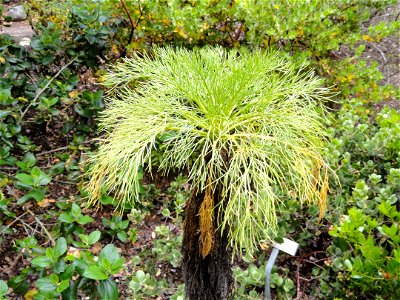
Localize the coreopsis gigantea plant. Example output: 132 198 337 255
86 47 330 299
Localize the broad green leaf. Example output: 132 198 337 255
58 213 74 223
61 280 77 300
36 172 52 186
23 152 37 166
31 256 52 268
379 200 400 219
60 265 75 281
36 277 56 293
100 257 111 271
128 280 140 292
49 274 59 285
15 173 34 186
88 231 101 245
359 237 383 262
109 258 125 274
72 241 86 248
121 220 129 229
30 39 44 50
99 244 119 264
78 234 89 245
0 88 11 103
0 110 11 119
386 259 400 276
135 270 146 282
41 54 54 65
53 260 66 274
83 266 108 280
73 258 89 276
0 280 8 295
344 259 353 271
97 278 118 300
159 131 177 142
382 224 398 239
70 203 81 219
31 166 41 178
17 190 46 205
45 248 55 260
100 195 114 205
77 215 94 225
54 238 67 258
117 231 127 243
29 189 46 201
56 279 70 293
102 218 111 227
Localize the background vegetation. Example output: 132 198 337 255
0 0 399 299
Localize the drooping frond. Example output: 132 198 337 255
85 47 331 256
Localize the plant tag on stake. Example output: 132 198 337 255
265 238 299 300
272 238 299 256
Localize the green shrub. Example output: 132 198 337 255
317 102 400 299
27 0 397 59
8 236 125 299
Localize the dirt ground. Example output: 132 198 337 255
362 3 400 88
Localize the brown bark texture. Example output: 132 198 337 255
182 190 233 300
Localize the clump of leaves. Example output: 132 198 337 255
86 47 331 256
102 215 130 242
316 103 400 299
8 236 124 300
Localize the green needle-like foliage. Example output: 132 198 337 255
86 47 330 255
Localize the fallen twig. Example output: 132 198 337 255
26 208 55 246
20 219 39 237
20 57 78 122
368 42 387 63
52 179 77 185
0 212 28 235
35 136 104 157
35 146 71 156
304 259 326 270
0 166 18 171
295 261 301 300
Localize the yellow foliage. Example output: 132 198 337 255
362 35 374 42
319 167 329 219
174 26 188 38
24 289 38 300
199 184 214 258
68 90 79 98
347 74 354 82
296 27 304 36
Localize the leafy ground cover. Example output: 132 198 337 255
0 0 399 299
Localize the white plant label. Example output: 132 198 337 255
272 238 299 256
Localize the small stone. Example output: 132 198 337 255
6 5 27 22
19 37 31 47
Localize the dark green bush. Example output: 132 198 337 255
317 101 400 299
27 0 398 58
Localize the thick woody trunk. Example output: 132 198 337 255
182 190 233 300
